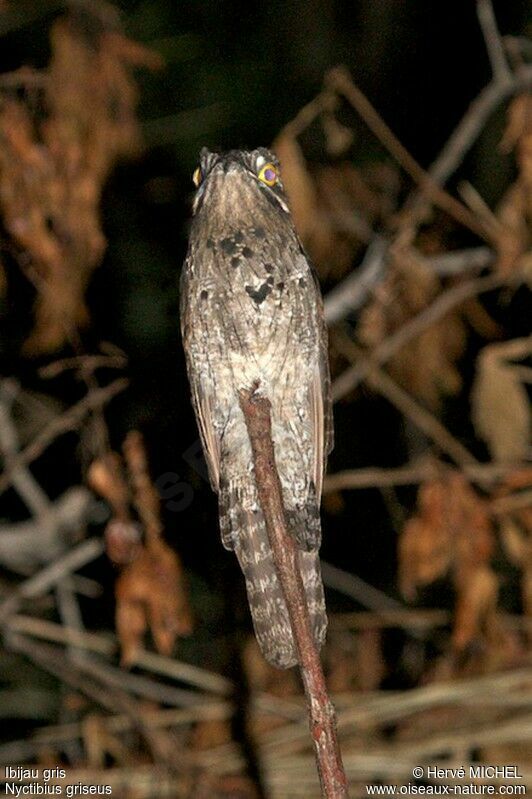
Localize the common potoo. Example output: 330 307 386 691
180 148 333 668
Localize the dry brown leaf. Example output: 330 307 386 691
0 257 6 299
273 126 397 279
188 719 232 751
496 183 530 276
321 111 354 156
94 430 195 663
325 633 358 693
399 479 453 600
0 14 158 353
272 131 336 268
495 467 532 534
123 430 162 542
498 466 532 493
523 570 532 621
500 94 532 186
87 452 130 517
242 636 298 697
399 473 497 656
104 518 141 565
115 537 193 665
452 565 499 652
471 338 531 462
495 94 532 275
500 516 528 566
191 774 260 799
492 468 532 639
358 250 466 409
88 451 142 564
400 516 451 601
355 628 385 692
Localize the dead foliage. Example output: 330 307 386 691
190 775 261 799
88 431 193 665
496 93 532 275
358 249 468 408
471 337 532 462
0 1 531 794
326 628 385 693
0 11 160 354
273 118 398 281
399 473 498 658
496 468 532 631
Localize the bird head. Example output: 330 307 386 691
191 148 290 219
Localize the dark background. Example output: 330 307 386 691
0 0 530 681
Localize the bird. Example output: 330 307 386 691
180 147 333 668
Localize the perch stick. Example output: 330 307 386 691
239 385 349 799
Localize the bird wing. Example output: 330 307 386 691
309 267 334 501
180 260 221 492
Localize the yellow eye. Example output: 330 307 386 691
258 163 278 186
192 166 202 187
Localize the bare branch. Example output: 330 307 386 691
0 67 48 89
413 64 532 211
239 386 349 799
323 460 522 493
331 272 506 401
320 561 402 612
323 244 494 325
477 0 512 83
324 237 388 325
332 331 479 468
7 614 234 698
39 352 127 379
0 486 93 573
325 67 489 239
0 380 50 516
0 538 104 622
6 634 175 764
0 377 128 496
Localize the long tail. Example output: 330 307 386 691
219 478 327 669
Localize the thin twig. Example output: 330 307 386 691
0 379 49 515
325 66 489 240
55 576 89 662
6 614 234 696
0 538 105 622
1 702 232 762
323 460 521 492
0 66 48 89
331 272 505 400
331 608 451 630
477 0 512 83
39 352 127 379
320 561 402 612
261 665 532 754
332 331 479 468
490 489 532 516
412 64 532 212
7 634 174 764
0 377 127 496
239 385 349 799
323 244 495 325
324 236 388 325
0 372 94 664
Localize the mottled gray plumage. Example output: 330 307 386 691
180 147 333 668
